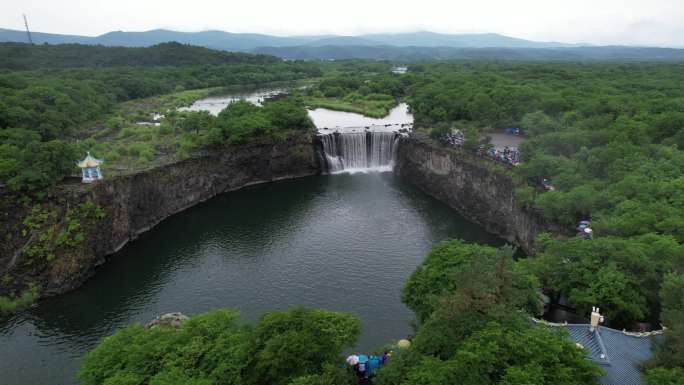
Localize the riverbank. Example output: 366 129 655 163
0 133 319 306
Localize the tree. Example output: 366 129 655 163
521 235 683 328
645 368 684 385
521 111 559 137
78 308 360 385
180 111 214 134
462 127 481 152
247 308 360 385
376 319 602 385
650 273 684 370
0 128 77 192
402 240 541 324
263 99 314 131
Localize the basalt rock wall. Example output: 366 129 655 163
0 134 319 298
395 135 557 254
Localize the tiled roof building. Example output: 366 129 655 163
537 307 663 385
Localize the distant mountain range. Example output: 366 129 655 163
2 27 683 61
0 28 579 51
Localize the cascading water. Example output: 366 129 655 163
319 131 399 173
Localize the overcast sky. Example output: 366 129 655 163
1 0 683 47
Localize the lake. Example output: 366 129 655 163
0 173 503 385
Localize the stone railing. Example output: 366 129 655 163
532 317 666 337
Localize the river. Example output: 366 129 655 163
178 88 288 115
308 103 413 132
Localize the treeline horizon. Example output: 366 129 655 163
0 42 283 70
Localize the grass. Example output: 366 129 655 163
304 96 397 118
0 285 39 313
73 79 322 178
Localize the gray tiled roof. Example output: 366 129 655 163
563 324 656 385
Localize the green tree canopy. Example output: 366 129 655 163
78 308 359 385
520 234 683 327
402 240 542 323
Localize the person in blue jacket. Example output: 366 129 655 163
357 354 369 378
366 355 381 377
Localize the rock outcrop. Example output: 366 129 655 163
395 135 559 254
146 312 190 329
2 132 559 302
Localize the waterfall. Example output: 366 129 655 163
319 131 399 173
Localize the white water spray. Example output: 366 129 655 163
319 131 399 173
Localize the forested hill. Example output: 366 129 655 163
0 42 281 70
3 28 684 61
255 45 684 61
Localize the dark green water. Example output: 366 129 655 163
0 173 503 385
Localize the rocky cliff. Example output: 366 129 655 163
395 135 556 254
2 132 557 303
0 134 319 299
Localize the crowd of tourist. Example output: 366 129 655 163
440 129 465 146
485 146 520 166
438 129 521 166
345 339 410 382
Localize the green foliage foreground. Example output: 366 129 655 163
78 308 359 385
404 61 684 381
80 241 605 385
376 240 603 385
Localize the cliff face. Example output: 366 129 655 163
0 134 319 298
2 133 554 301
395 136 555 254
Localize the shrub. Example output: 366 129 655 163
117 126 137 139
0 285 39 313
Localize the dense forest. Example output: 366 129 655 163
0 44 321 192
0 42 280 70
400 61 684 384
256 45 684 61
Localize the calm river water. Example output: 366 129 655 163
308 103 413 131
0 174 503 385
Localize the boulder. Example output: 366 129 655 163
145 312 189 329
